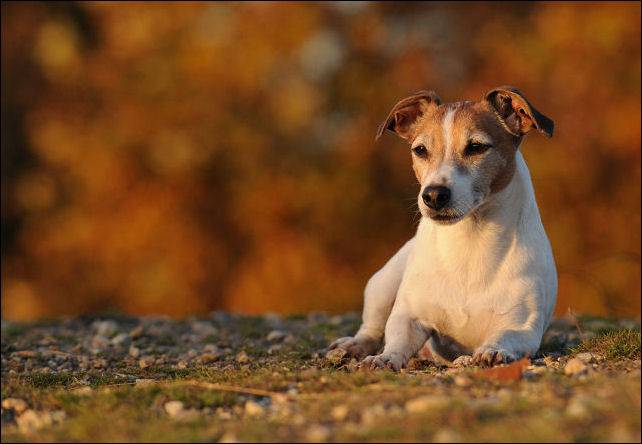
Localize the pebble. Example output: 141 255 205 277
331 404 349 421
454 375 472 387
182 350 197 360
192 321 218 337
2 398 28 414
92 320 118 337
433 427 463 443
452 355 473 367
360 404 388 426
164 400 185 418
235 351 250 364
139 357 154 369
73 386 94 396
405 395 450 413
129 346 141 358
564 358 589 376
135 378 155 387
218 431 241 443
16 409 66 433
203 344 220 354
111 333 129 345
566 396 590 418
129 325 144 338
92 335 111 349
267 330 287 343
244 400 264 417
525 365 548 376
197 353 220 364
306 424 332 442
575 352 602 364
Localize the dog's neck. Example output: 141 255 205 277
415 151 536 275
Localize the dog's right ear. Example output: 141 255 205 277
376 90 441 141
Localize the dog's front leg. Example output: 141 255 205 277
361 313 433 372
329 238 414 359
472 328 543 366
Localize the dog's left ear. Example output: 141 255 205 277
376 90 441 141
484 86 554 138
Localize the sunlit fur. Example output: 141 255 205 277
330 89 557 370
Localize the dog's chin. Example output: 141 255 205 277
423 210 466 225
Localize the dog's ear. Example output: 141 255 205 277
484 86 554 138
376 90 441 141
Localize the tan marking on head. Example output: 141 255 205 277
377 87 553 222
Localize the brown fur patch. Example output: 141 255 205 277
408 101 521 195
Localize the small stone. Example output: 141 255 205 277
244 400 264 417
187 349 198 358
135 378 155 387
267 330 287 343
454 375 472 387
164 400 185 418
306 424 331 442
73 386 94 396
197 353 220 364
216 408 234 420
2 398 28 414
564 358 588 376
111 333 129 345
406 395 450 413
452 355 473 367
331 404 349 421
16 409 65 433
566 396 590 418
433 427 463 443
575 352 602 364
92 335 111 349
176 360 188 369
92 320 118 337
203 344 220 354
525 365 548 376
192 321 218 337
282 335 296 345
235 351 250 364
129 325 144 338
139 356 153 369
218 431 241 443
129 346 141 358
325 348 348 365
360 404 388 426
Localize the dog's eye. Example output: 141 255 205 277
465 142 490 156
412 145 428 158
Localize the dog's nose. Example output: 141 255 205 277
422 186 451 210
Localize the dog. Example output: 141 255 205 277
329 86 557 370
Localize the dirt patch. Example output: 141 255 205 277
1 313 640 442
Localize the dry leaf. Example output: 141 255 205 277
471 357 531 382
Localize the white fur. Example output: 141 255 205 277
330 151 557 370
442 108 456 151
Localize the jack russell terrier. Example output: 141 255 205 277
329 86 557 370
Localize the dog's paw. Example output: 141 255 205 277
360 353 405 372
328 335 381 360
472 346 516 367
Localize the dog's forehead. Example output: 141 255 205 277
417 100 504 143
436 101 495 127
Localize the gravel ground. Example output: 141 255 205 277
1 312 640 442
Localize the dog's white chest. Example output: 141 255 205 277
398 214 533 347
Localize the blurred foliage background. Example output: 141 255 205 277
1 1 640 320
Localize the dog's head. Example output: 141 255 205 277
376 86 554 224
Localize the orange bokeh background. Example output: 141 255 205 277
1 2 640 320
